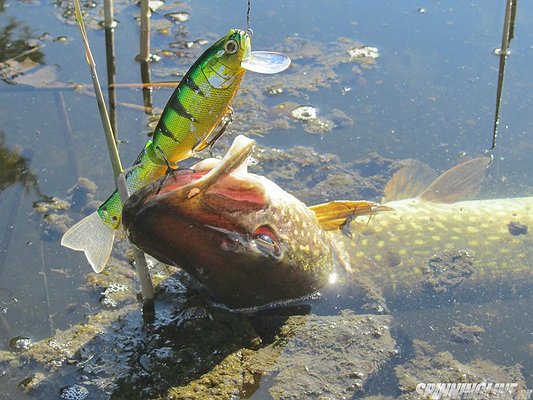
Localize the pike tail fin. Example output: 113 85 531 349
61 211 115 273
309 200 393 231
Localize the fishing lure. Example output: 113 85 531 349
62 28 290 273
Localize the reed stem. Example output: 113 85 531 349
73 0 155 317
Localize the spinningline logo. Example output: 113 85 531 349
415 382 532 399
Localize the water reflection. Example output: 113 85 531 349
0 18 44 83
0 131 38 193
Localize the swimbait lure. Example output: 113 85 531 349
62 29 290 273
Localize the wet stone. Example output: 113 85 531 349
266 312 395 399
59 384 89 400
450 322 485 344
395 340 528 397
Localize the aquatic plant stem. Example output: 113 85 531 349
139 0 151 62
73 0 155 315
117 179 155 319
73 0 123 182
103 0 115 29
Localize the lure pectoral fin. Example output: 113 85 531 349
61 211 115 273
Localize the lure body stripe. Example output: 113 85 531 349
96 30 250 229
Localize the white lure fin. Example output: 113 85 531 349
61 211 115 273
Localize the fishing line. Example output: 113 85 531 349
246 0 253 34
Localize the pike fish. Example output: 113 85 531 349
62 30 291 274
123 136 533 309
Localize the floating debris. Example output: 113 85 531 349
38 32 52 41
33 196 70 213
9 336 32 351
165 12 189 23
159 49 177 58
41 213 73 241
266 84 284 95
148 0 164 12
54 36 69 43
348 46 379 60
290 105 318 121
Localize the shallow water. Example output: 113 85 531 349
0 0 532 398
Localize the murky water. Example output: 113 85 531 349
1 0 532 398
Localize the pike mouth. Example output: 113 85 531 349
152 135 254 203
122 135 255 229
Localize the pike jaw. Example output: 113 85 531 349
122 136 334 309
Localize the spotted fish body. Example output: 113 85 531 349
123 136 533 309
62 30 251 273
333 196 533 303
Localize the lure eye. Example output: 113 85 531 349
252 225 282 259
225 39 239 54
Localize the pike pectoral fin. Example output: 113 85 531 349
61 211 115 273
419 157 491 203
309 200 394 231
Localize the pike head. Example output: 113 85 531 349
122 136 334 309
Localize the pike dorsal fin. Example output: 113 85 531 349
419 157 491 203
383 159 437 202
309 200 393 231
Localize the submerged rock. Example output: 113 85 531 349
450 322 485 344
395 340 528 399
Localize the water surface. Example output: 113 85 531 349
0 0 531 398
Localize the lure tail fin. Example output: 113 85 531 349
61 211 115 273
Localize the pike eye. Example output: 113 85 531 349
252 226 282 259
225 39 238 54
